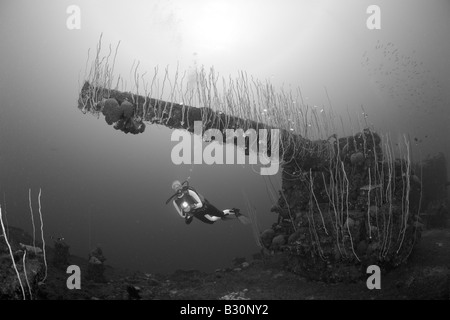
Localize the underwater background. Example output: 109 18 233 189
0 0 449 275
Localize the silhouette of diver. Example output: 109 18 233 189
166 180 250 225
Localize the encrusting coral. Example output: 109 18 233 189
101 98 145 134
102 98 123 125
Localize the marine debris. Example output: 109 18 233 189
87 246 107 283
52 238 70 270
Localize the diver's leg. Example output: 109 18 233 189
192 212 215 224
204 214 221 222
223 208 241 216
202 199 226 218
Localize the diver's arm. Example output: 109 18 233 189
173 201 185 218
188 190 203 209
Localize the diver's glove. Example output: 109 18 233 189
185 215 193 225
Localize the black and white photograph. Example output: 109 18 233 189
0 0 449 305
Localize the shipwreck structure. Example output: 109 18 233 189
78 73 422 281
76 37 423 281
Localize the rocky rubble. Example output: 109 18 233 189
397 266 450 299
2 226 450 299
0 227 45 299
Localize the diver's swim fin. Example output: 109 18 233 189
227 208 251 225
236 213 251 225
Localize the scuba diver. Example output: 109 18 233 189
166 180 250 225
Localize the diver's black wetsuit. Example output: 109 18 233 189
185 198 225 225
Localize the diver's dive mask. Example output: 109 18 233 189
166 180 194 208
